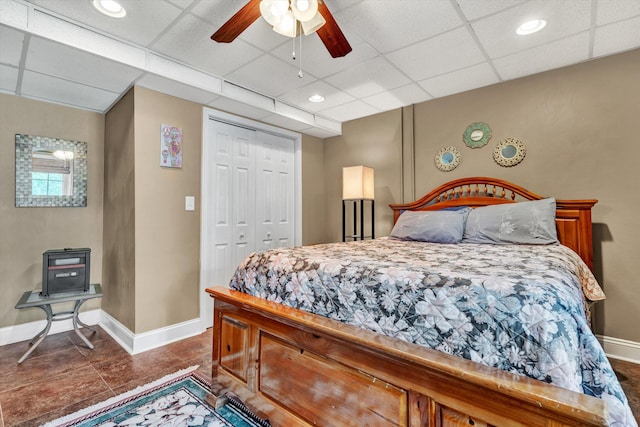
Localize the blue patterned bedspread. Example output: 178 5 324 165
229 239 636 426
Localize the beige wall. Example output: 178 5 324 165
301 134 326 245
131 86 202 333
326 49 640 343
0 85 327 336
0 94 104 328
324 109 403 243
103 89 135 331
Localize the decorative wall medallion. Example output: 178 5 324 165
493 138 526 167
463 122 492 148
434 146 461 172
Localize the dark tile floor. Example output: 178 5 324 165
0 327 212 427
0 327 638 426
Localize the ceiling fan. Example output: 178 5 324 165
211 0 352 58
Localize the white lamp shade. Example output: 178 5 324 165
301 11 325 35
273 9 297 37
291 0 318 22
343 166 374 200
260 0 289 27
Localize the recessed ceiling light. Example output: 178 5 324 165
92 0 126 18
516 19 546 35
309 94 325 103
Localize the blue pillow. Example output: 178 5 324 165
390 208 472 244
462 198 558 244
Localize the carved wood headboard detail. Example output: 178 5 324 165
389 177 598 270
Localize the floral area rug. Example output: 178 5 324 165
42 366 270 427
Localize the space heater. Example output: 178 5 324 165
42 248 91 296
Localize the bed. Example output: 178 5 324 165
206 177 636 427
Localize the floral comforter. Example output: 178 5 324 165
229 239 636 426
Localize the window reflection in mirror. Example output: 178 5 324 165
15 134 87 207
31 150 74 196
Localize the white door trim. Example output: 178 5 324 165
200 108 302 327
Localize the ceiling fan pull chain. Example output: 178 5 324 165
298 21 304 78
292 27 296 60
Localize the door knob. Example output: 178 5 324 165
240 233 245 239
267 232 271 238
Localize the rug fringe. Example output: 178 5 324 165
41 365 200 427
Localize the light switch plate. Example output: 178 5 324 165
185 196 195 211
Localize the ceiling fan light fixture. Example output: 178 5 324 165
273 9 297 37
91 0 126 18
260 0 289 27
301 11 325 35
291 0 318 22
516 19 546 35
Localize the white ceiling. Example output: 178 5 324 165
1 0 639 137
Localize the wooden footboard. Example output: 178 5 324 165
206 287 608 427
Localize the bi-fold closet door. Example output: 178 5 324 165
202 117 295 326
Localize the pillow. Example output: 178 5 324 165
462 198 558 245
390 208 471 244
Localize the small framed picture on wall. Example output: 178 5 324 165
160 124 182 168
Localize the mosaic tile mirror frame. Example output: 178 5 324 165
15 134 88 207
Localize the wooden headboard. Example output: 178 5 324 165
389 177 598 270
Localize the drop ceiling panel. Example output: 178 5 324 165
386 27 486 82
596 0 640 25
456 0 526 21
324 56 412 99
593 17 640 58
0 64 19 92
137 73 219 105
279 80 355 112
21 70 119 111
471 0 591 59
0 25 25 66
319 99 380 122
493 32 591 81
152 13 264 77
26 36 143 92
271 29 379 79
419 62 499 98
24 0 184 46
190 0 257 28
226 54 317 97
336 0 464 53
363 83 430 111
3 0 640 133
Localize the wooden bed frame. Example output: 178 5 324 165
206 177 604 426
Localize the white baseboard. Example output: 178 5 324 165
1 310 205 355
0 309 101 346
99 310 205 355
597 335 640 364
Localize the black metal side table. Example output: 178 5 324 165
14 283 103 363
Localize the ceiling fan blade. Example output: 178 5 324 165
211 0 262 43
316 1 352 58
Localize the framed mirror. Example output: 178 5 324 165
493 137 526 167
434 146 461 172
463 122 492 149
15 134 88 207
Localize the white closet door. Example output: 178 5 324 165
202 120 256 325
256 132 295 251
201 110 300 328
